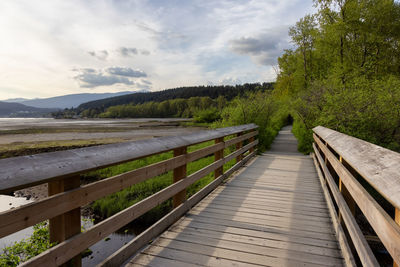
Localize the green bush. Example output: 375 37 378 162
0 222 54 266
214 91 289 151
193 108 221 123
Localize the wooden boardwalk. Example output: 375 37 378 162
128 126 345 266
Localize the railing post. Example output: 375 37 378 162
395 208 400 267
249 135 255 153
48 176 81 267
214 137 224 179
173 146 187 208
236 132 243 163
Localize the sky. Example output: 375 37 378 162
0 0 315 100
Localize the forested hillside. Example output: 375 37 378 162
68 83 273 118
275 0 400 152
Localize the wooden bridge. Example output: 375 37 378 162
0 124 399 266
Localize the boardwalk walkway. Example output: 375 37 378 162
127 126 344 266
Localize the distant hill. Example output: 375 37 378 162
3 91 138 109
0 101 58 117
77 83 273 113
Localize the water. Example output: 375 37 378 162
81 219 135 266
0 117 190 131
0 195 34 249
0 196 136 266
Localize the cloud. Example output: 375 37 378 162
220 77 242 85
230 27 290 65
140 49 150 55
106 67 147 78
141 79 152 85
88 50 109 60
118 47 138 57
73 68 134 88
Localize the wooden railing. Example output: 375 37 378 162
0 124 258 266
312 126 400 267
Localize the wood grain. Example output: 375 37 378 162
314 134 400 265
314 126 400 210
313 146 378 266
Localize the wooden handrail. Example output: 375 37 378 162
0 123 257 193
0 124 258 266
312 126 400 266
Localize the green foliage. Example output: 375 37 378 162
0 222 54 266
276 0 400 153
56 83 274 118
193 107 221 123
215 91 289 151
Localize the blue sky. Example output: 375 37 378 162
0 0 315 99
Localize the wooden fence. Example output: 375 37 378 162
0 124 258 266
312 126 400 267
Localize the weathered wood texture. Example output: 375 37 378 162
313 126 400 210
0 124 257 193
128 125 344 267
5 125 258 267
313 126 400 266
173 147 187 208
313 145 378 266
0 131 257 239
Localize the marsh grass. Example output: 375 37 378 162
0 139 124 159
90 139 237 226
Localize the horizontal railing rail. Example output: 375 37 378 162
0 124 259 266
312 126 400 267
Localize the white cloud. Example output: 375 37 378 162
0 0 315 99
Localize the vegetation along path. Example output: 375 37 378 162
127 125 344 266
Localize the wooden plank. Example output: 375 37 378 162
194 202 331 222
224 130 258 147
176 218 340 249
150 236 325 267
314 135 400 264
193 202 331 223
100 151 256 267
396 208 400 267
168 225 342 258
235 132 243 162
338 156 356 220
21 159 225 266
223 184 326 198
188 209 334 235
189 205 333 229
140 245 261 267
0 154 182 238
223 140 258 163
127 254 199 267
214 137 224 179
185 215 338 242
211 189 327 205
314 126 400 210
312 150 358 267
0 143 228 238
198 197 330 218
159 232 344 266
0 124 258 193
203 193 330 211
173 147 187 208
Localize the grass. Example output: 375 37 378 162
0 139 125 159
89 139 238 226
0 127 135 135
